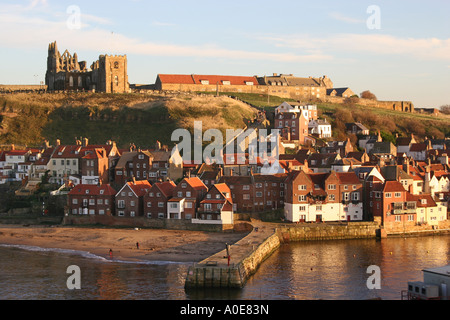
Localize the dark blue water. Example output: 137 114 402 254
1 235 449 300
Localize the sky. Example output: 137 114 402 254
0 0 449 108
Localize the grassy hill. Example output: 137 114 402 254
208 92 450 142
0 92 257 149
0 91 447 151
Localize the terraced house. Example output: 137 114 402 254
67 184 116 216
284 170 363 223
167 177 208 220
115 180 152 217
144 181 176 219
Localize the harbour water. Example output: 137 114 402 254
1 235 449 300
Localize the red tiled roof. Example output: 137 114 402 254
6 150 29 156
212 183 232 202
128 180 152 197
336 172 361 185
184 177 208 191
409 143 428 152
383 181 405 193
154 181 176 197
158 74 258 86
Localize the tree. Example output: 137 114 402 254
360 90 377 100
440 104 450 115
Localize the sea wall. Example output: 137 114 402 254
277 222 380 242
62 215 233 232
185 228 281 289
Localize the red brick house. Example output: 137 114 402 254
218 175 254 213
114 150 153 185
274 111 309 144
168 177 208 220
115 180 152 217
68 184 116 216
197 183 234 224
284 170 363 223
81 148 109 185
143 180 176 219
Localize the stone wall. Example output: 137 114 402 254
325 96 414 113
276 222 380 241
383 220 450 236
62 214 232 232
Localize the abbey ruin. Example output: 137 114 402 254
45 41 130 93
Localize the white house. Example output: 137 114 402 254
308 119 332 138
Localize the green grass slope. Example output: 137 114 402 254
0 93 257 149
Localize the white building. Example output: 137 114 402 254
308 119 332 138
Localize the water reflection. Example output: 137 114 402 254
242 236 450 300
1 236 449 300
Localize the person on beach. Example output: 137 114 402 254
136 242 140 250
109 249 113 258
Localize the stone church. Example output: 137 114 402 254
45 41 129 93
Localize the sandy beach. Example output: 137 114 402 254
0 225 250 263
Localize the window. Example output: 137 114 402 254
328 194 335 201
395 215 401 222
130 201 135 207
343 192 350 201
394 192 401 198
97 199 103 205
298 195 307 202
328 184 336 190
158 202 164 208
178 191 183 198
316 205 322 211
117 200 125 209
186 191 192 197
256 192 263 197
72 198 78 205
130 211 135 217
352 192 359 201
243 185 250 190
408 215 414 221
243 194 250 200
185 202 193 209
147 202 151 208
114 76 119 86
299 206 306 212
89 199 95 205
118 211 125 217
298 185 307 190
204 203 212 211
170 203 178 209
385 193 392 198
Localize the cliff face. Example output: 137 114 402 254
0 93 257 148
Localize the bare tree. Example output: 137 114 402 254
360 90 377 100
440 104 450 115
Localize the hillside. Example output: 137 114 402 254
0 92 258 149
208 92 449 142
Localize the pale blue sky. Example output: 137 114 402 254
0 0 449 108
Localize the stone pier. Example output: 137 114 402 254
185 221 380 289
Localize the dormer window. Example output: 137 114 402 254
222 80 231 85
200 80 209 85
